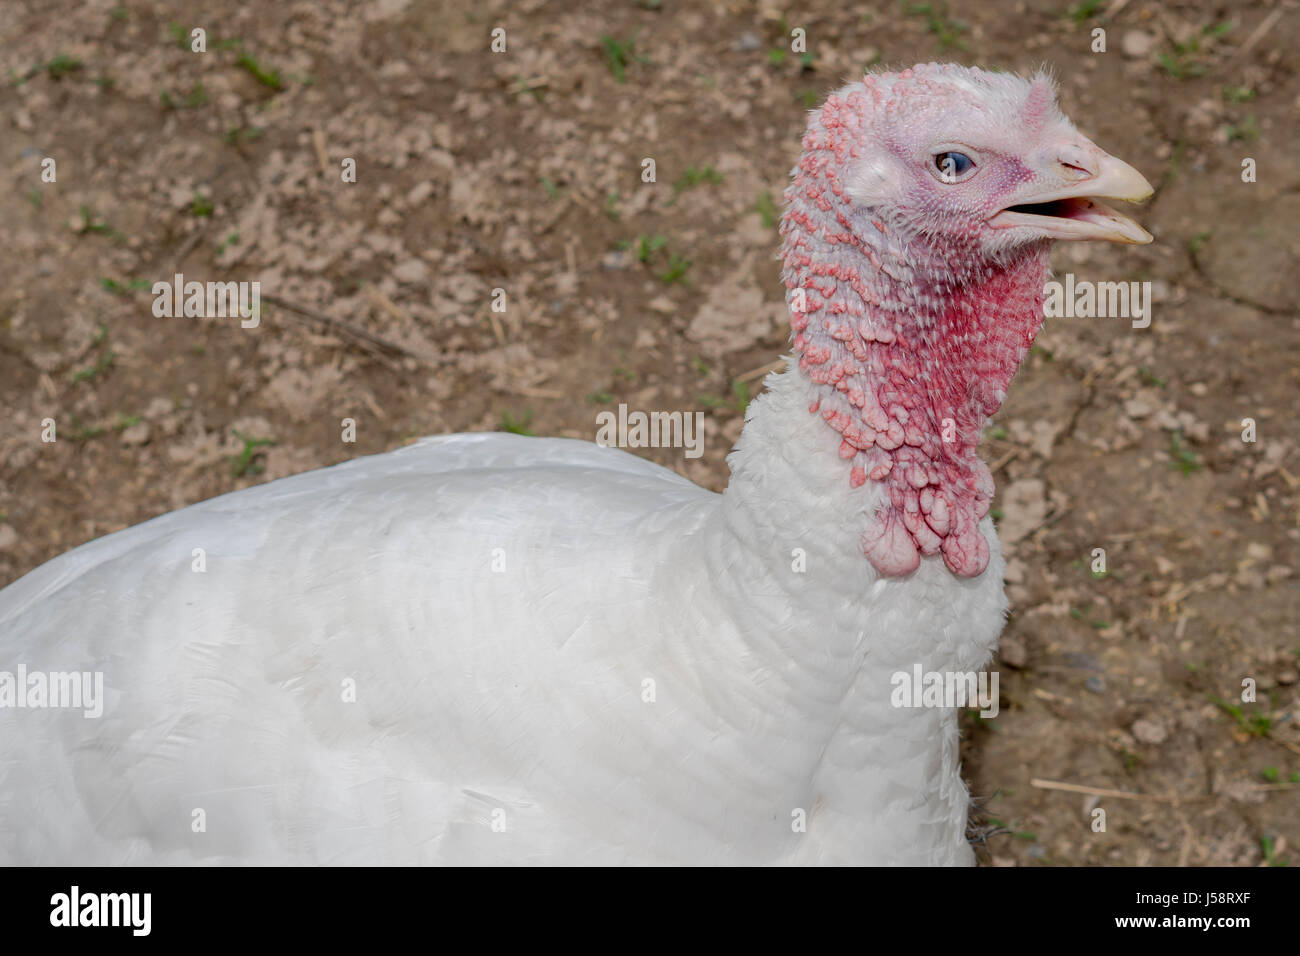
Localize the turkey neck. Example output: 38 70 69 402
716 359 1004 667
781 196 1050 578
703 225 1039 685
697 365 1004 862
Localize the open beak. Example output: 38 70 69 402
988 151 1154 244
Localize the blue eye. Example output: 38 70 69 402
934 151 974 180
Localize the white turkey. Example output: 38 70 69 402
0 64 1152 865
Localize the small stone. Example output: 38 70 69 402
120 422 151 446
1265 565 1292 585
392 258 428 283
1124 396 1155 419
737 32 761 52
0 525 18 552
647 295 676 315
1234 568 1265 590
1131 718 1168 745
1085 675 1105 694
406 181 434 206
724 99 751 121
551 271 578 296
1122 31 1155 58
1245 542 1272 562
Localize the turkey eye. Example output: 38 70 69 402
933 151 974 181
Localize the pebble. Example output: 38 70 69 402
1245 542 1272 562
1122 31 1155 58
392 258 428 283
406 181 434 206
120 422 151 446
1124 396 1155 419
1265 566 1293 585
1131 718 1168 745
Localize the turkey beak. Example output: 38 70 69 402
989 148 1155 244
1079 152 1156 204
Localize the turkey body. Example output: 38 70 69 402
0 61 1158 865
0 368 1005 865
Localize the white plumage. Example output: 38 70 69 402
0 370 1002 865
0 64 1152 865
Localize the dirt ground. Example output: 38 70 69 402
1 0 1296 866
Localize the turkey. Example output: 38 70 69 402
0 64 1152 865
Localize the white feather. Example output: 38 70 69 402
0 366 1004 865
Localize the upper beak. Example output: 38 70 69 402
988 147 1155 244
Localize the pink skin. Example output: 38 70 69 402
782 65 1152 578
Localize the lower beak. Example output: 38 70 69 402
988 154 1155 244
